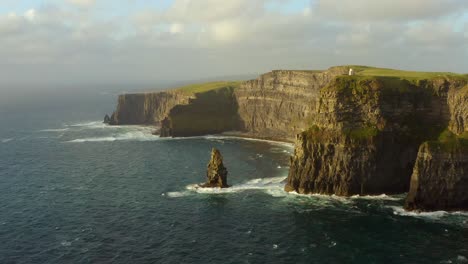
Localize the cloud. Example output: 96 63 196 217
0 0 466 87
67 0 97 8
315 0 468 21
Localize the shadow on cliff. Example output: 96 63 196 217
168 87 244 137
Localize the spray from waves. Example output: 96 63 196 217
388 206 468 220
1 138 13 143
67 131 159 143
350 194 404 201
204 135 294 149
39 128 70 132
165 176 287 198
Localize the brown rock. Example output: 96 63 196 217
200 148 229 188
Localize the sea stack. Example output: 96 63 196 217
103 114 111 124
201 148 229 188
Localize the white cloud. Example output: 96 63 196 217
24 9 36 21
316 0 468 21
169 23 184 34
0 0 466 86
67 0 97 8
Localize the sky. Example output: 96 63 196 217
0 0 467 87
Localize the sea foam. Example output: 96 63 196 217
389 206 468 220
1 138 13 143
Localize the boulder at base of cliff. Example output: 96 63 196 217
159 117 173 138
103 114 111 124
405 141 468 211
200 148 229 188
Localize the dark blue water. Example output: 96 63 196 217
1 90 467 264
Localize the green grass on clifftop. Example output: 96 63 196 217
347 65 467 81
172 81 241 95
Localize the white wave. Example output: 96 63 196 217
350 194 403 201
39 128 69 132
67 131 159 143
166 191 191 198
165 176 287 197
1 138 13 143
187 176 287 194
389 206 468 220
68 121 104 128
205 135 294 149
286 191 353 204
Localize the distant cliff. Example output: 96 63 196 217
109 91 190 125
234 67 348 140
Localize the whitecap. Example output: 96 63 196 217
205 135 294 149
66 131 159 143
165 176 287 198
166 191 191 198
350 194 403 201
1 138 13 143
39 128 69 132
61 241 72 247
388 206 468 220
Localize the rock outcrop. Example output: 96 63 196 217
103 114 111 124
159 117 172 138
200 148 229 188
405 141 468 211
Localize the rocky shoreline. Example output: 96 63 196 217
105 66 468 212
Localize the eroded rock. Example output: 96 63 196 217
200 148 229 188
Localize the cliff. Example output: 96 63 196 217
109 91 190 125
234 67 348 140
404 85 468 211
405 139 468 211
285 76 467 197
108 66 468 211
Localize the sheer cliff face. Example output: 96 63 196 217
404 84 468 211
405 142 468 211
110 91 189 125
448 85 468 135
285 77 467 196
234 68 348 141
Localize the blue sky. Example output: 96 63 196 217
0 0 467 86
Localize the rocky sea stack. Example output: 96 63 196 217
103 114 111 124
200 148 229 188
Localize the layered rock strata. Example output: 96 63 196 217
109 91 190 125
285 77 467 197
405 141 468 211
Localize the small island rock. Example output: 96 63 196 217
200 148 229 188
103 114 111 124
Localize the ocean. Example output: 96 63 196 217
0 89 467 264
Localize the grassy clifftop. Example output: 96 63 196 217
171 81 241 95
346 65 468 81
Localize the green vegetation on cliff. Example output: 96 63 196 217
427 130 468 152
173 81 241 95
346 65 468 81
